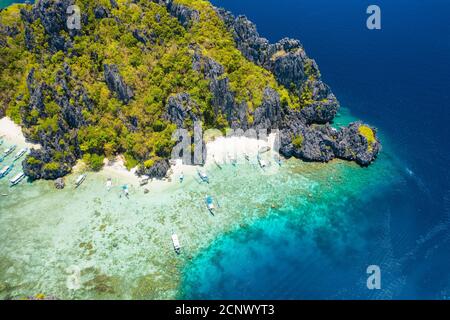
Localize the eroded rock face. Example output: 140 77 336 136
12 0 380 182
54 177 65 189
278 120 381 166
104 64 134 104
334 122 381 166
94 6 110 19
252 88 283 131
164 93 199 128
26 0 78 52
152 0 199 28
21 66 90 180
136 159 170 179
215 8 339 125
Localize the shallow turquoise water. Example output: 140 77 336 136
180 106 450 299
0 107 404 300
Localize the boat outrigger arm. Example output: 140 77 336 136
75 174 87 188
10 172 26 186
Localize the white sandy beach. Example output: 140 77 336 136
0 117 41 149
1 114 280 189
97 133 280 188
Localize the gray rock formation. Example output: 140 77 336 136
54 177 65 189
215 9 339 124
94 6 110 19
152 0 199 28
104 64 134 104
252 88 283 131
137 159 171 179
27 0 77 52
164 93 199 128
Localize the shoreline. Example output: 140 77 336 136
1 115 280 192
89 133 280 190
0 117 41 149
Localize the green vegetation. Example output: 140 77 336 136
358 125 376 151
0 0 302 177
292 134 304 149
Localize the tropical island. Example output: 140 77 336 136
0 0 381 183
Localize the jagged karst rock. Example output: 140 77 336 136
137 159 170 179
54 177 65 189
164 93 199 128
24 26 34 50
132 29 157 45
94 6 110 19
104 64 134 104
26 0 77 52
2 0 381 183
215 8 340 125
110 0 118 9
153 0 199 28
278 120 380 165
23 148 74 180
192 52 246 127
334 122 381 166
252 87 283 131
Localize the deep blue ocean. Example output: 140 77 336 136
181 0 450 299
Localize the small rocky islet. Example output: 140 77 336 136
0 0 381 182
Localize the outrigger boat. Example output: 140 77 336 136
122 184 130 198
258 146 271 154
197 169 209 183
139 175 150 186
106 177 112 191
257 154 268 169
3 144 16 158
205 195 216 214
10 172 26 187
74 174 86 188
228 153 237 166
172 233 181 254
13 148 28 162
213 156 222 169
0 164 14 178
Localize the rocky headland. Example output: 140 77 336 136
0 0 381 181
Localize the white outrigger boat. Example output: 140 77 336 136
257 154 268 169
258 146 271 154
172 233 181 254
228 152 237 166
139 175 150 186
13 147 28 162
197 169 209 183
3 144 16 158
213 155 222 169
0 164 14 178
10 172 26 187
75 174 86 188
106 177 112 191
205 195 216 214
